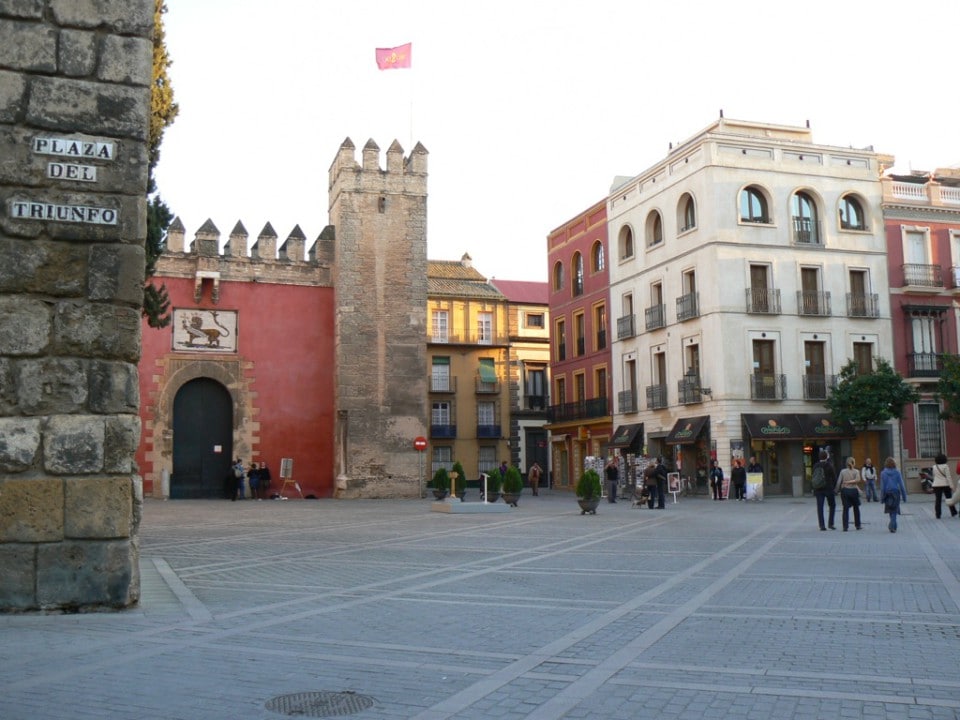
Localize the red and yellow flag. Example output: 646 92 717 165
375 43 412 70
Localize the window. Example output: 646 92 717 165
853 342 873 375
839 195 865 231
740 186 768 223
618 225 634 259
591 241 605 272
848 269 874 317
917 403 943 458
595 304 606 350
679 193 696 232
431 357 451 392
574 312 585 356
803 341 827 400
525 312 544 329
432 401 450 425
432 445 452 473
752 339 778 400
791 191 819 244
477 401 495 426
526 366 546 409
556 319 566 361
596 367 607 398
572 252 584 296
910 310 941 375
477 311 492 344
478 446 497 474
574 372 586 403
553 261 564 291
646 211 664 247
799 267 822 315
431 310 448 343
555 376 566 406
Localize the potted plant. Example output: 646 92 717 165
576 468 602 515
484 467 502 502
430 467 450 500
451 461 467 501
501 465 523 507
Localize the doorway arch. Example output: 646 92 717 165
171 377 233 498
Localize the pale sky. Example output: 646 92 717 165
155 0 960 282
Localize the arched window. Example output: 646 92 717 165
679 193 696 232
618 226 634 259
791 191 819 244
740 186 768 223
646 211 663 247
572 253 584 296
591 240 605 272
552 261 564 291
839 195 865 231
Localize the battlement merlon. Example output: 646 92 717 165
327 137 428 199
161 218 332 265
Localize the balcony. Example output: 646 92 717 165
645 304 666 331
430 424 457 439
676 292 699 322
476 378 500 394
677 377 702 404
430 376 457 393
908 352 943 378
477 424 501 439
616 314 636 339
802 374 837 400
618 389 637 414
646 384 668 409
902 263 943 288
797 290 832 316
546 397 609 423
750 373 787 401
429 329 508 346
524 394 548 411
745 287 781 314
846 293 879 318
791 217 822 245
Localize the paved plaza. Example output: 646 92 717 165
2 491 960 720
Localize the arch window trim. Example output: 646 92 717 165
552 260 564 292
618 225 634 260
791 190 821 245
572 252 584 297
739 185 770 224
645 210 664 248
838 194 867 232
591 240 605 273
678 193 697 234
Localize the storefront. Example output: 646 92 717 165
665 416 710 492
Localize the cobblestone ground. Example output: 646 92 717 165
2 492 959 720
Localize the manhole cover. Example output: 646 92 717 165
265 691 376 717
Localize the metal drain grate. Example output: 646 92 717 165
265 691 376 717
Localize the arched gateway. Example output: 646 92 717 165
171 378 233 498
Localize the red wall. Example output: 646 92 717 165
137 277 336 497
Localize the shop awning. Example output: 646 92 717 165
741 413 804 440
796 413 855 440
664 416 709 445
608 423 644 450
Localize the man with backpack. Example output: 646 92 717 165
812 449 837 531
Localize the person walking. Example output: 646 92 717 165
604 457 618 503
245 461 259 501
730 458 747 501
643 462 659 509
528 461 542 496
880 456 908 533
861 458 878 502
258 461 272 500
709 459 724 501
930 453 956 519
812 449 837 531
654 456 668 509
836 456 863 531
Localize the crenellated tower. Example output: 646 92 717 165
329 138 428 497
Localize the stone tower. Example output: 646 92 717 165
328 138 428 497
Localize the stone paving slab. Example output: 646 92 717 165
1 494 959 720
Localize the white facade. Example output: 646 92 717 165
607 118 893 492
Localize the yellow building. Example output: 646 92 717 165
427 255 511 483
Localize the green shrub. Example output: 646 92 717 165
484 467 502 494
431 467 450 491
576 469 602 499
502 465 523 493
451 461 466 494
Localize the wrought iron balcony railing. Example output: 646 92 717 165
802 374 837 400
645 304 666 331
546 397 609 423
792 217 823 245
430 376 457 393
797 290 832 316
745 287 781 314
902 263 943 288
907 352 942 377
616 314 636 339
846 293 879 318
676 292 699 322
430 424 457 439
750 373 787 401
646 384 668 409
617 390 637 414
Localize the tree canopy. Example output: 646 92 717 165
825 358 919 431
936 353 960 423
143 0 178 329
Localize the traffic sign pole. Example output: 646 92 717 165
413 436 427 498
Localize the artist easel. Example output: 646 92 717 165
279 457 302 498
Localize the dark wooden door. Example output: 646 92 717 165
171 378 233 498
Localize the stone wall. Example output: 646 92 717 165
330 138 429 497
0 0 152 610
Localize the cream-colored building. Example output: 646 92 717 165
608 117 895 495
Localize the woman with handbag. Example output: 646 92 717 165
931 453 957 519
835 456 863 531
